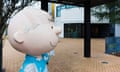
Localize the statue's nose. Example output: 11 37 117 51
54 26 61 35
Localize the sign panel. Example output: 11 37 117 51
105 37 120 54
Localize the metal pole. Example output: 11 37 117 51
41 0 48 12
84 0 91 57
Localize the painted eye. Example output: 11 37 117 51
51 26 53 29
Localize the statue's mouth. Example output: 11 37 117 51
50 41 56 48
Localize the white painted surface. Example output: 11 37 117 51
55 7 110 38
115 24 120 37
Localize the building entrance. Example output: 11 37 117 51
64 23 114 38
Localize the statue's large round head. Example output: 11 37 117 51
8 7 61 56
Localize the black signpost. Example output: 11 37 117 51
0 0 3 72
84 0 91 57
0 40 2 72
41 0 48 12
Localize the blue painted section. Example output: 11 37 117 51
105 37 120 54
56 5 78 17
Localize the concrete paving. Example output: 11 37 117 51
2 38 120 72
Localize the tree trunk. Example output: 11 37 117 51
0 39 2 72
0 0 3 71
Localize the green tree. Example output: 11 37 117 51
91 0 120 24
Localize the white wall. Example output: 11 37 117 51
55 7 110 38
61 8 84 23
91 16 109 23
115 24 120 37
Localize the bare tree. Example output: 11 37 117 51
0 0 35 37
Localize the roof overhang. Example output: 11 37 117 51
48 0 117 7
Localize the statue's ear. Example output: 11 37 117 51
13 32 24 44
